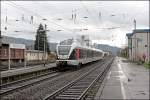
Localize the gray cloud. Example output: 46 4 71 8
1 1 149 47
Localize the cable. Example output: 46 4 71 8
3 2 71 36
80 1 99 27
7 1 74 33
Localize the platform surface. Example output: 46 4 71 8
1 63 56 78
95 57 149 99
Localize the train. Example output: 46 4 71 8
56 38 107 69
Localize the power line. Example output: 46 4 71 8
3 2 54 30
4 2 40 26
80 1 99 27
3 1 71 35
7 1 74 33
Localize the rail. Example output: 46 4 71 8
0 71 60 97
44 57 114 100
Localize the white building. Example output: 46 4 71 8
126 33 132 60
126 29 150 63
26 50 48 61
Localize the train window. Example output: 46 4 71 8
87 50 91 58
83 49 87 58
58 46 71 55
86 50 88 58
69 49 76 60
92 51 94 57
87 50 89 58
90 50 92 57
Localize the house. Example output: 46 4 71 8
0 42 25 63
126 29 150 63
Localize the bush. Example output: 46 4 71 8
144 61 150 69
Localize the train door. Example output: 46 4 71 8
76 48 80 60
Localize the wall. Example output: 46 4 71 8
131 32 149 62
26 50 48 61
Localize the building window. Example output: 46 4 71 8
4 49 7 56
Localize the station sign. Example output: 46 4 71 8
9 43 25 49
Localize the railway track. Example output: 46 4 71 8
44 58 114 100
0 71 61 97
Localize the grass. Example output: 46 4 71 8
144 62 150 69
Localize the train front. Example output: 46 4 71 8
56 39 73 67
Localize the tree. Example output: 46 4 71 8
34 24 50 52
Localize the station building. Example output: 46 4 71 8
0 36 49 66
0 41 25 64
126 29 150 63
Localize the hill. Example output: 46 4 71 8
1 36 121 55
94 43 121 56
2 36 57 52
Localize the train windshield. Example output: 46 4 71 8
58 46 71 55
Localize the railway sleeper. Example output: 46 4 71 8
75 82 90 84
62 92 82 95
83 78 96 81
64 91 85 94
67 89 85 92
65 89 85 92
72 85 89 88
56 96 78 100
56 94 80 98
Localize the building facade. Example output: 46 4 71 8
126 29 150 63
26 50 48 61
0 43 25 63
126 33 132 60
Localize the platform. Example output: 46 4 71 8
95 57 149 99
1 63 56 78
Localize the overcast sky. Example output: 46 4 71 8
1 1 149 48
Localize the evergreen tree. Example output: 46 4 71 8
34 24 50 52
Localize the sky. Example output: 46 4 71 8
1 1 149 48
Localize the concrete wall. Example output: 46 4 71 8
131 32 149 62
131 33 136 61
26 50 48 61
128 38 132 60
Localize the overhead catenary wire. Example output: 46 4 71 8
80 1 100 27
2 1 73 36
3 2 40 26
4 1 70 35
7 1 74 33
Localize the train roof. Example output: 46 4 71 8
77 45 103 52
57 38 104 53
